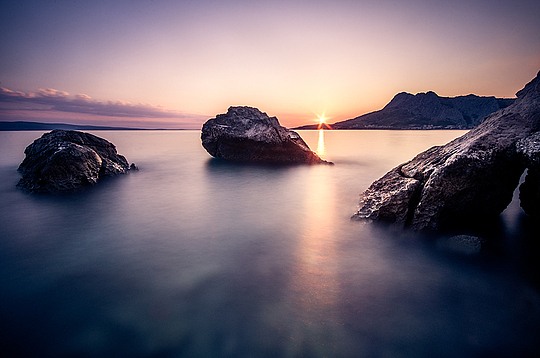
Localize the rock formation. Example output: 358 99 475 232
201 106 331 165
297 93 513 130
17 130 137 193
353 71 540 231
517 132 540 216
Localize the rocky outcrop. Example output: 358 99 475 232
201 106 331 165
517 132 540 216
297 92 513 130
17 130 137 193
352 71 540 231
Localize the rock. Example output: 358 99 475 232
352 71 540 231
201 106 331 165
517 132 540 216
519 168 540 217
17 130 136 193
437 235 484 255
517 132 540 166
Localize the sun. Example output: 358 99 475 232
316 113 332 130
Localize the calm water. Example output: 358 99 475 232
1 130 539 357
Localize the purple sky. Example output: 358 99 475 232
1 0 539 129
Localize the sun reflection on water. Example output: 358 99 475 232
295 167 337 306
284 163 349 352
316 129 326 157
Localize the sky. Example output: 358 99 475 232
1 0 539 129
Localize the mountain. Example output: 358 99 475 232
297 92 514 130
0 121 144 131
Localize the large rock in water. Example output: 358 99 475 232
353 71 540 231
201 106 331 164
17 130 137 193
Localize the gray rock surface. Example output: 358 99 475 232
353 71 540 230
17 130 136 193
201 106 331 164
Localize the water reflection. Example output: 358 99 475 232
316 129 325 157
294 166 337 309
286 165 348 354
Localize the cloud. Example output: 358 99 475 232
37 88 70 98
0 86 188 119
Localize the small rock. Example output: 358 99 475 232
17 129 136 193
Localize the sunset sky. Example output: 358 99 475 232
1 0 539 129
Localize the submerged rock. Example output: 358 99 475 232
437 235 484 255
201 106 331 165
17 130 136 193
353 71 540 231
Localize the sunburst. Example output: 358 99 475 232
316 113 332 130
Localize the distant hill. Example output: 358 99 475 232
297 92 515 130
0 121 145 131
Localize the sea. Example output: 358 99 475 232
1 130 539 357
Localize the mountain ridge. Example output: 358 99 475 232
297 92 514 130
0 121 149 131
